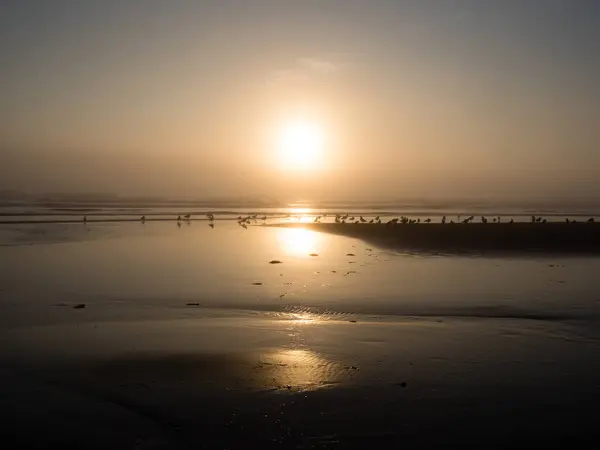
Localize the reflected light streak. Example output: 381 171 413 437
292 313 316 324
276 227 324 257
287 207 312 215
262 349 344 391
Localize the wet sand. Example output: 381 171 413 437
2 313 600 449
2 221 600 448
280 222 600 254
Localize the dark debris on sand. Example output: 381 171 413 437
269 260 283 264
251 282 263 286
186 302 200 307
73 303 86 309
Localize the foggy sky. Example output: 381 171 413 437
1 0 599 202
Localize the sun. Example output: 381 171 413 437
277 121 324 170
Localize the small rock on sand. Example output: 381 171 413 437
186 302 200 306
349 320 357 323
309 253 319 257
73 304 86 309
269 260 283 264
346 253 356 256
251 282 263 285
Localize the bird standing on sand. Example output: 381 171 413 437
588 218 595 223
83 216 87 223
424 218 431 223
209 223 214 229
141 216 146 222
177 215 181 221
184 214 191 220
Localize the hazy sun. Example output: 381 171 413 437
277 121 324 170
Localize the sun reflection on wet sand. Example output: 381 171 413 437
257 348 346 391
291 313 316 324
276 227 325 257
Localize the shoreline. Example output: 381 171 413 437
275 222 600 254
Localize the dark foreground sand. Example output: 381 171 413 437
280 222 600 254
2 314 600 449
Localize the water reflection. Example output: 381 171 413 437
291 313 316 324
287 207 312 215
276 227 324 257
259 349 345 390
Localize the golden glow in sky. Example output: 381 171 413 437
277 121 325 171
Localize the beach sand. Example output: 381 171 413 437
1 221 600 448
2 311 600 449
278 222 600 254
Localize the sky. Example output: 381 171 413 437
1 0 599 203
